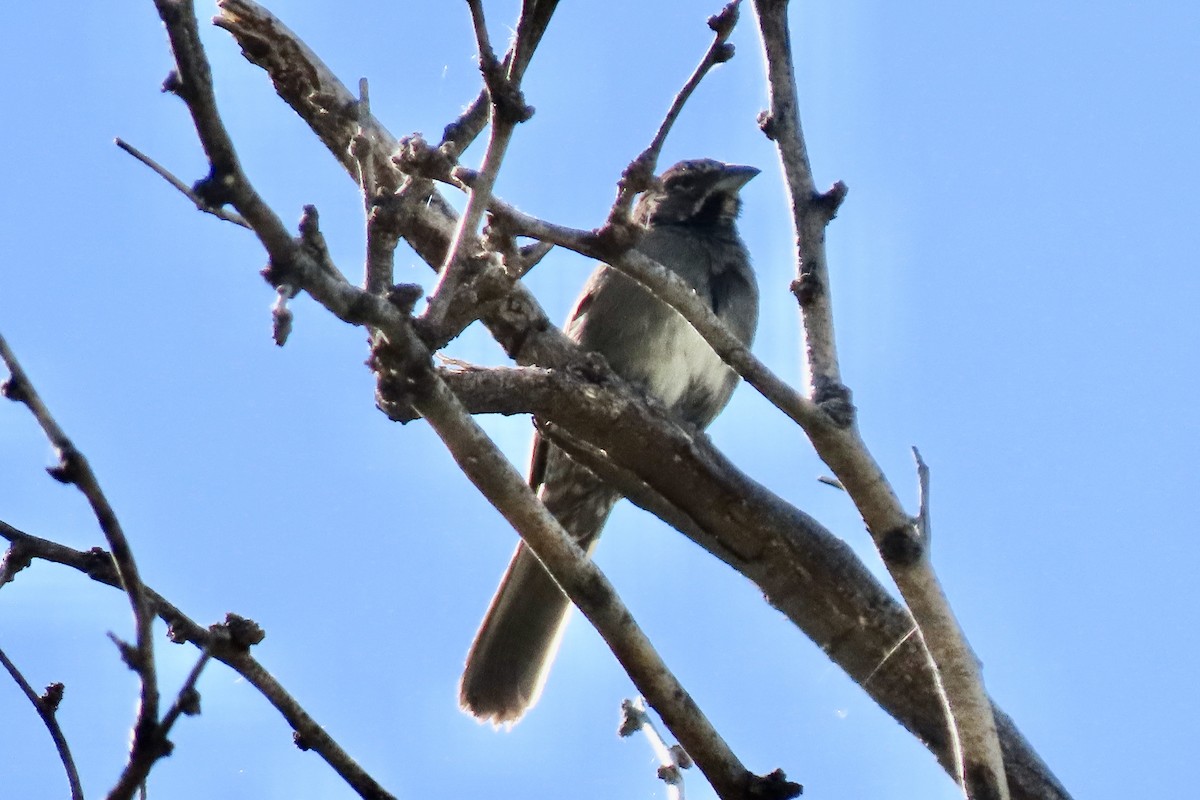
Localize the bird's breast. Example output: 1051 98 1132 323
634 306 733 413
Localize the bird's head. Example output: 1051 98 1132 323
634 159 760 229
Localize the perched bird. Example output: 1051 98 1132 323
460 159 760 724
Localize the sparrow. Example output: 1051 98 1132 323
460 159 760 724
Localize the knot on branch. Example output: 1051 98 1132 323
789 270 823 306
747 768 804 799
179 685 203 717
386 283 425 317
480 52 535 125
192 165 238 209
813 381 855 428
211 613 266 653
488 293 552 363
0 543 34 587
46 445 84 486
83 547 118 583
393 133 459 182
161 69 188 99
878 524 924 567
1 372 31 404
589 216 644 263
39 682 65 714
756 110 779 141
167 620 192 645
372 332 436 422
815 181 850 221
707 1 741 39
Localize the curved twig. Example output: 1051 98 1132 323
0 646 83 800
0 334 160 800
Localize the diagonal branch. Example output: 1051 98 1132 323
752 2 1009 798
150 3 784 792
375 365 1071 800
0 521 398 800
489 199 828 431
607 0 742 227
390 362 798 800
0 646 83 800
417 0 540 336
0 333 161 800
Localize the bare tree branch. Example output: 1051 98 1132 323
400 360 796 800
0 333 161 800
145 3 789 793
99 2 1067 798
376 364 1070 800
751 2 1009 797
0 646 84 800
620 697 696 800
0 521 398 800
114 137 250 228
418 0 538 335
605 1 743 227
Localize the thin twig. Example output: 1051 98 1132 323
0 646 84 800
114 138 249 228
0 333 161 800
157 650 212 737
620 697 694 800
352 78 375 208
607 1 742 226
489 199 828 431
419 0 533 335
0 522 398 800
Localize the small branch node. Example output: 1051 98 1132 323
386 283 425 317
812 382 855 428
0 542 34 587
756 109 779 140
747 768 804 799
816 181 849 220
39 682 65 714
210 613 265 652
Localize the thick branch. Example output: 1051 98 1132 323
377 366 1070 800
399 367 792 800
214 0 457 269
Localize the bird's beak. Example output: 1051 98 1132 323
715 164 761 192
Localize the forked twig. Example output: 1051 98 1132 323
0 333 161 800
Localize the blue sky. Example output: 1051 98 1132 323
2 2 1198 798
